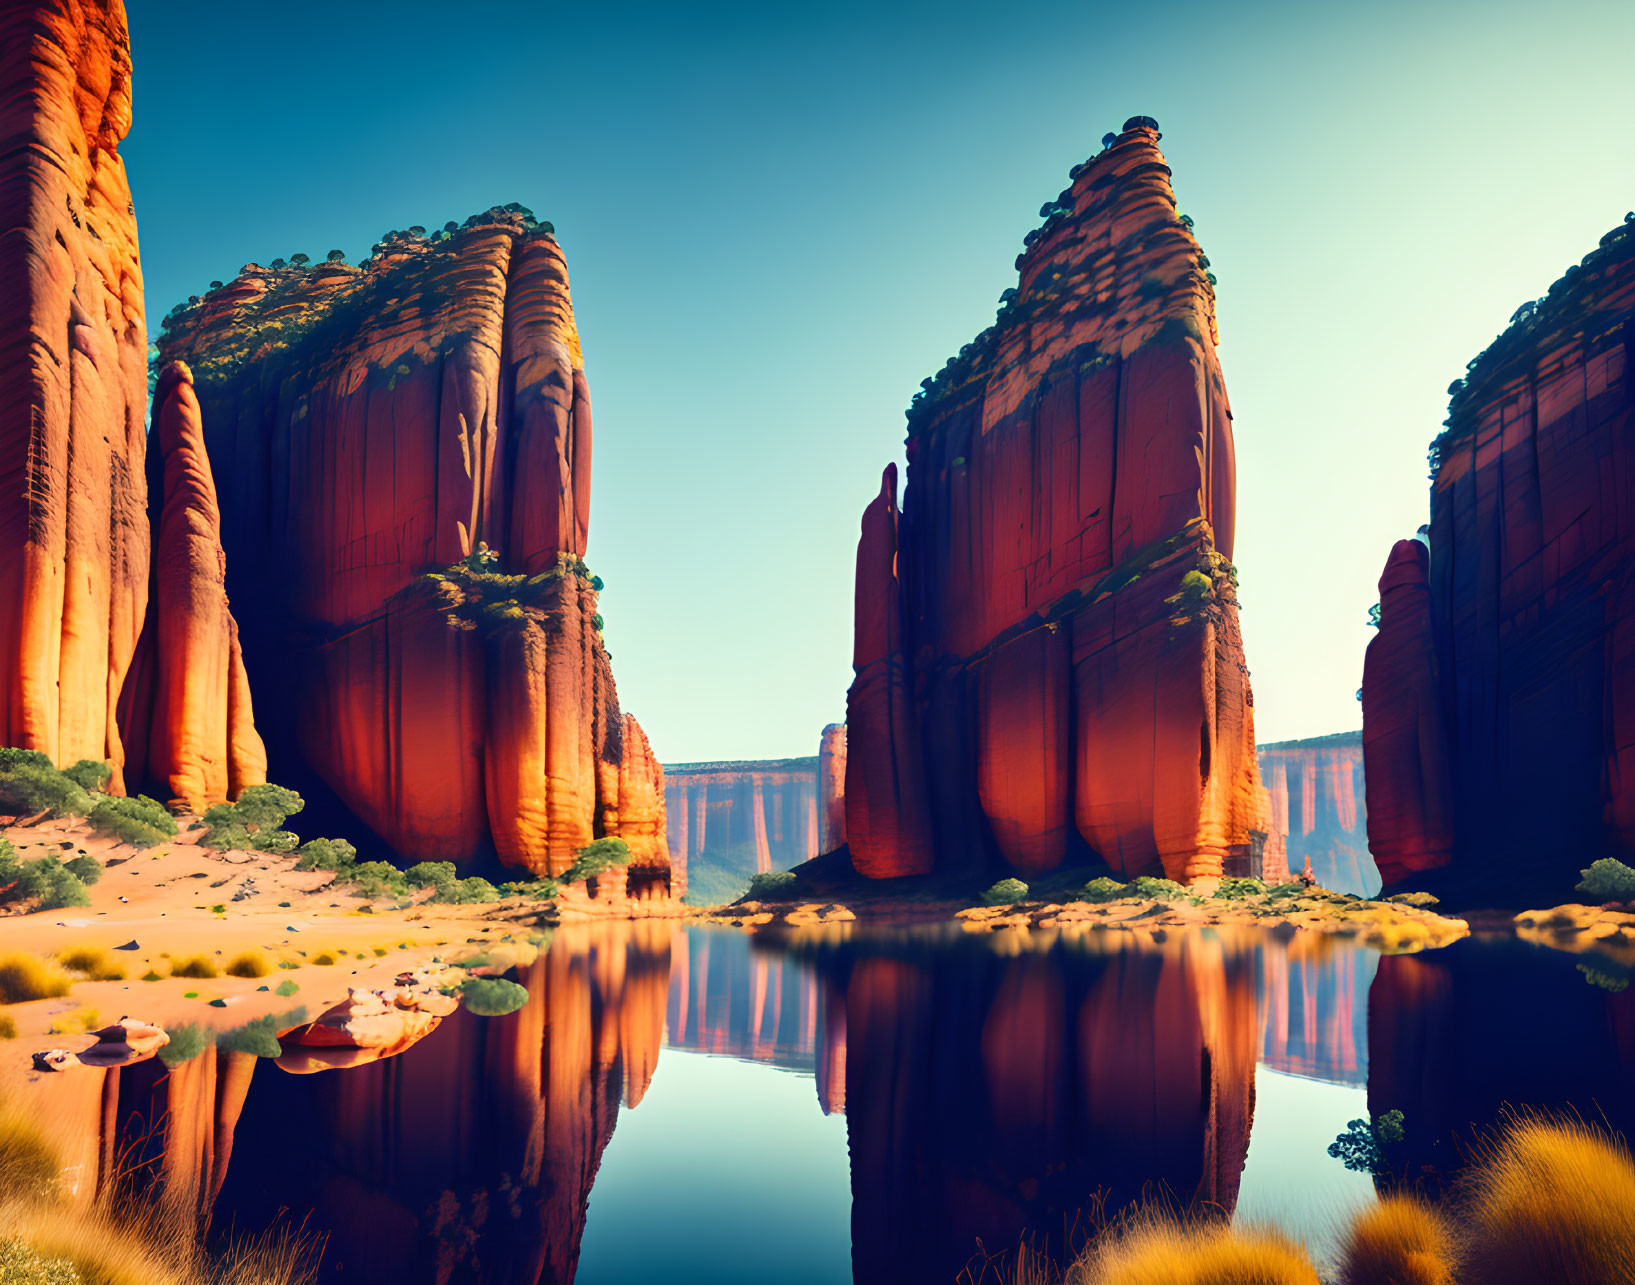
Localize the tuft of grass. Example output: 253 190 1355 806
1338 1194 1455 1285
0 1014 15 1039
1080 1218 1320 1284
169 955 219 979
158 1023 209 1066
140 971 162 982
0 1109 60 1201
55 945 125 981
0 952 73 1004
1458 1117 1635 1284
224 951 270 979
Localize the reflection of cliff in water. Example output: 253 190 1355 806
1368 937 1635 1192
666 928 824 1075
804 933 1262 1285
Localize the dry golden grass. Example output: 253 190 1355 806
0 952 73 1004
168 955 218 979
0 1108 59 1200
1337 1194 1455 1285
56 944 126 981
1073 1218 1320 1285
224 950 271 978
0 1014 15 1039
1459 1117 1635 1284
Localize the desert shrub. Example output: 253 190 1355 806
59 759 111 792
87 793 176 848
0 1015 14 1039
1576 858 1635 903
61 856 101 885
1337 1193 1455 1285
295 837 357 871
311 952 337 967
218 1010 304 1058
405 861 457 888
1330 1109 1405 1177
1081 876 1129 902
158 1023 209 1066
55 946 124 981
1215 877 1266 900
1131 876 1187 900
169 954 219 979
200 783 304 850
747 870 798 900
562 837 631 884
1459 1118 1635 1285
1386 890 1441 908
0 1110 61 1202
981 878 1030 906
225 951 271 978
459 977 528 1016
1266 881 1306 898
0 953 72 1003
346 861 410 899
0 756 91 818
250 828 300 854
0 854 89 910
275 979 299 997
500 877 560 901
1078 1217 1319 1284
432 876 500 905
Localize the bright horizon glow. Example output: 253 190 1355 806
125 1 1635 763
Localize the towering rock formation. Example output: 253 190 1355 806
0 0 150 783
156 211 670 881
664 756 818 894
1363 216 1635 899
118 362 267 810
817 722 847 855
845 118 1281 884
1259 731 1378 895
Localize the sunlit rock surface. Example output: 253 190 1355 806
1364 217 1635 900
845 119 1281 886
156 211 669 881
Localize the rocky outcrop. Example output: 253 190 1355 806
156 211 670 881
664 756 818 890
0 0 150 784
118 362 267 810
1363 217 1635 899
1259 731 1378 896
817 723 847 855
845 119 1281 885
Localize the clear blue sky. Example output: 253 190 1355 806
124 1 1635 763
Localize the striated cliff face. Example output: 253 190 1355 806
156 212 669 880
817 722 847 855
846 118 1281 884
665 756 818 896
0 0 150 784
118 362 267 810
1258 731 1378 896
1363 217 1635 898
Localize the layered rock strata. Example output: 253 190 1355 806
156 211 670 880
846 119 1281 884
1258 731 1378 896
817 722 848 855
1363 217 1635 897
0 0 150 783
664 755 818 887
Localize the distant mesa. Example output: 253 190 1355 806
844 119 1284 885
1362 213 1635 902
1258 730 1378 897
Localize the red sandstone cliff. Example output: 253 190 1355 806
1258 731 1378 896
846 119 1281 884
0 0 150 783
664 755 818 893
1363 216 1635 897
156 213 670 881
817 722 847 855
118 362 267 810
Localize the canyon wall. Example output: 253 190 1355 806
1258 731 1378 896
845 118 1282 885
664 756 817 898
1363 217 1635 899
0 0 149 782
156 212 670 882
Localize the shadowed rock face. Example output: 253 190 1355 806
1259 732 1379 896
818 935 1259 1284
0 0 149 784
1363 218 1635 899
817 723 847 855
156 213 669 879
846 120 1281 885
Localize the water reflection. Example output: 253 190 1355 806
19 922 1635 1283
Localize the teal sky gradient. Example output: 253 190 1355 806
124 1 1635 762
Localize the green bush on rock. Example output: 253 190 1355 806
0 851 89 910
459 977 529 1016
982 878 1030 906
1214 877 1266 900
1130 876 1186 900
747 870 797 900
88 794 176 848
1080 876 1129 903
1576 858 1635 903
562 838 631 884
